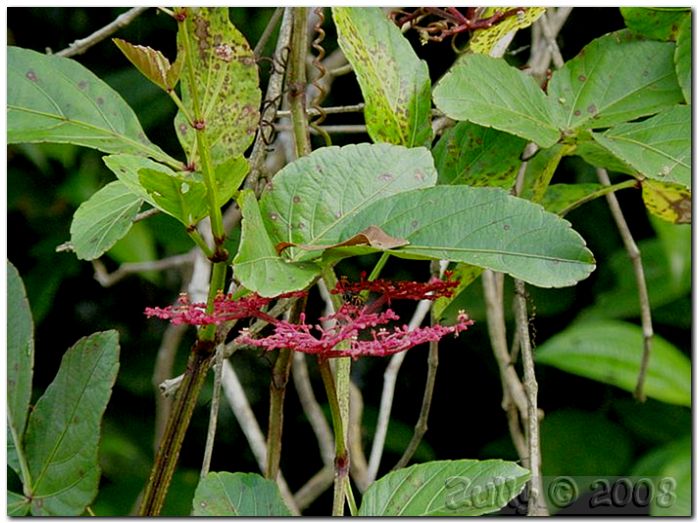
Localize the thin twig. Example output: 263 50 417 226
538 13 565 69
293 466 334 511
597 168 653 401
91 252 195 288
513 279 548 516
134 207 160 223
254 7 284 58
367 297 432 483
348 382 370 492
275 124 368 134
276 103 365 118
200 345 224 479
292 352 334 465
220 359 300 515
56 7 150 57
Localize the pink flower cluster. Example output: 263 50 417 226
145 275 473 359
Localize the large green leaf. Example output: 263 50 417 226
339 186 596 288
103 153 168 206
433 54 560 147
536 320 690 406
233 190 320 297
432 121 526 188
674 16 691 103
358 459 529 516
70 181 143 260
8 491 30 516
7 261 34 477
621 7 689 42
573 140 639 175
23 331 120 515
592 105 691 188
260 143 436 261
192 472 292 516
175 7 260 165
547 31 683 132
7 47 176 167
333 7 432 147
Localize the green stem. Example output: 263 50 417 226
367 252 390 282
287 7 312 158
139 348 214 516
187 229 214 258
167 89 194 127
7 412 32 497
199 261 228 342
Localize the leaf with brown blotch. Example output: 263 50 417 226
113 38 183 91
642 178 691 224
276 225 409 255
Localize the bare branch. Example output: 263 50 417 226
349 382 370 492
134 207 160 223
275 124 368 134
56 7 150 57
597 168 654 401
254 7 284 58
538 13 565 69
200 346 224 479
293 466 334 511
152 323 187 450
513 279 548 516
91 252 195 288
276 103 366 118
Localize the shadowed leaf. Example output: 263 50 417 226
192 472 292 516
113 38 184 91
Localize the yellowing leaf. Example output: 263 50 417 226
642 178 691 224
470 7 546 55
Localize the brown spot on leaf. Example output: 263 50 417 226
574 110 582 116
587 104 597 114
269 212 278 221
293 195 301 203
26 70 37 81
503 224 510 231
78 80 88 89
96 97 104 105
578 74 587 82
379 172 394 182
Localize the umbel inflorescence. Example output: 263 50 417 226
145 273 473 360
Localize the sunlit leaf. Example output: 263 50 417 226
536 320 690 406
260 143 436 262
469 7 545 55
339 186 596 288
333 7 432 147
70 181 143 260
192 472 292 516
359 459 529 516
7 261 34 477
434 54 560 147
175 7 261 166
621 7 689 42
642 179 691 224
7 46 177 166
432 121 526 188
113 38 184 91
651 443 691 516
592 105 691 188
233 190 320 297
23 331 120 515
548 30 683 131
674 16 691 103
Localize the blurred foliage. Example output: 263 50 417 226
7 7 690 516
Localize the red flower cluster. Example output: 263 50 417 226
145 276 473 359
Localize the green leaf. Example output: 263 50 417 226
432 121 526 188
548 31 683 131
432 264 483 320
333 7 432 147
540 183 629 216
631 436 690 478
641 179 691 224
139 168 207 226
214 155 249 206
70 181 143 260
573 140 639 175
536 320 690 406
592 105 691 188
8 491 30 516
108 221 160 285
674 16 691 103
613 399 690 445
23 331 120 515
103 153 170 207
192 472 292 516
175 7 261 165
340 186 596 288
651 442 691 516
358 459 530 516
519 144 570 203
260 143 436 261
469 7 546 55
433 54 560 147
651 217 691 288
233 190 320 297
621 7 689 42
7 47 176 166
113 38 184 91
7 261 34 477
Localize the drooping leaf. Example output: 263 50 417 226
548 30 683 132
519 144 571 203
260 143 436 262
358 459 530 516
641 178 691 224
23 331 120 515
192 472 292 516
613 399 690 445
7 46 177 166
536 320 690 406
573 140 639 175
7 261 34 477
175 7 261 166
103 153 169 207
233 190 320 297
592 105 691 188
113 38 184 91
432 121 526 188
214 156 249 206
333 7 432 147
621 7 689 42
540 183 632 216
469 7 546 55
651 443 691 516
434 54 560 147
339 186 596 288
432 264 483 320
631 436 691 478
70 181 143 260
139 168 208 226
674 16 691 103
8 491 30 516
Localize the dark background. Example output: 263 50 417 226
7 7 690 515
